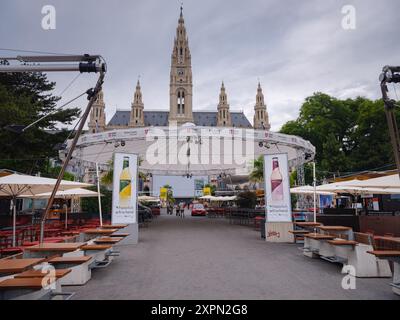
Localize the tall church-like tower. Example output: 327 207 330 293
88 90 106 133
253 83 271 130
168 6 194 125
217 82 232 127
129 79 145 127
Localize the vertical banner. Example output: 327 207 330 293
112 153 138 224
264 153 292 222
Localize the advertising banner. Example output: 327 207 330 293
203 187 211 196
264 153 292 222
112 153 138 224
160 187 168 201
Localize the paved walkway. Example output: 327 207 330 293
72 215 398 300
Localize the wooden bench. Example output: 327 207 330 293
368 250 400 296
304 233 335 240
48 256 92 265
81 244 112 251
109 233 130 238
15 268 71 279
94 237 124 244
327 239 358 246
47 256 93 286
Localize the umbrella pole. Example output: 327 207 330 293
96 162 103 227
12 197 16 247
64 201 68 229
313 162 317 223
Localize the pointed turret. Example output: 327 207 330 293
130 79 145 127
217 81 232 127
88 90 106 133
253 82 270 130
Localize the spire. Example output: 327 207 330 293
217 82 231 127
130 79 144 127
179 4 184 24
254 82 270 130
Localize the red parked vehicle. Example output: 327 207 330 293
191 203 207 216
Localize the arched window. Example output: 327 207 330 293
177 89 185 114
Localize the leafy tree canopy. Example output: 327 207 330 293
0 66 80 174
280 92 397 179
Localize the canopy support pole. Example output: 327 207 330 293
12 197 16 247
96 162 103 227
313 162 317 223
40 72 105 243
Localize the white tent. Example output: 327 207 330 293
0 174 92 246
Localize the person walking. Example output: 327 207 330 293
179 201 185 219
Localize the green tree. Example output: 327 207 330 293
0 67 80 174
280 92 398 178
249 155 264 182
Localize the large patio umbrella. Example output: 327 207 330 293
344 174 400 189
290 185 336 195
316 180 400 215
29 188 101 229
0 174 91 246
138 195 160 202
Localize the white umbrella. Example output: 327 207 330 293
138 195 160 202
29 188 100 230
0 174 91 246
316 180 400 215
290 185 335 195
344 174 400 189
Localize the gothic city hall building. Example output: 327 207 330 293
88 8 271 133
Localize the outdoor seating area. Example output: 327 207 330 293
0 222 130 299
291 222 400 296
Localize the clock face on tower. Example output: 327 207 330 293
177 68 185 76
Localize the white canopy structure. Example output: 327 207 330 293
0 174 92 246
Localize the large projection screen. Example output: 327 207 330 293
153 175 209 198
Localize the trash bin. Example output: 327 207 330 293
260 219 266 239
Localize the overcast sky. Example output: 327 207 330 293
1 0 399 131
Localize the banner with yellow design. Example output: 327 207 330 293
112 153 138 224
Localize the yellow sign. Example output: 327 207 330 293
203 187 211 196
160 187 168 200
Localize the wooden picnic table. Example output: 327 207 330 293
374 236 400 243
0 258 45 275
303 233 336 240
101 224 128 229
367 250 400 258
294 222 321 227
317 226 352 231
24 242 85 253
